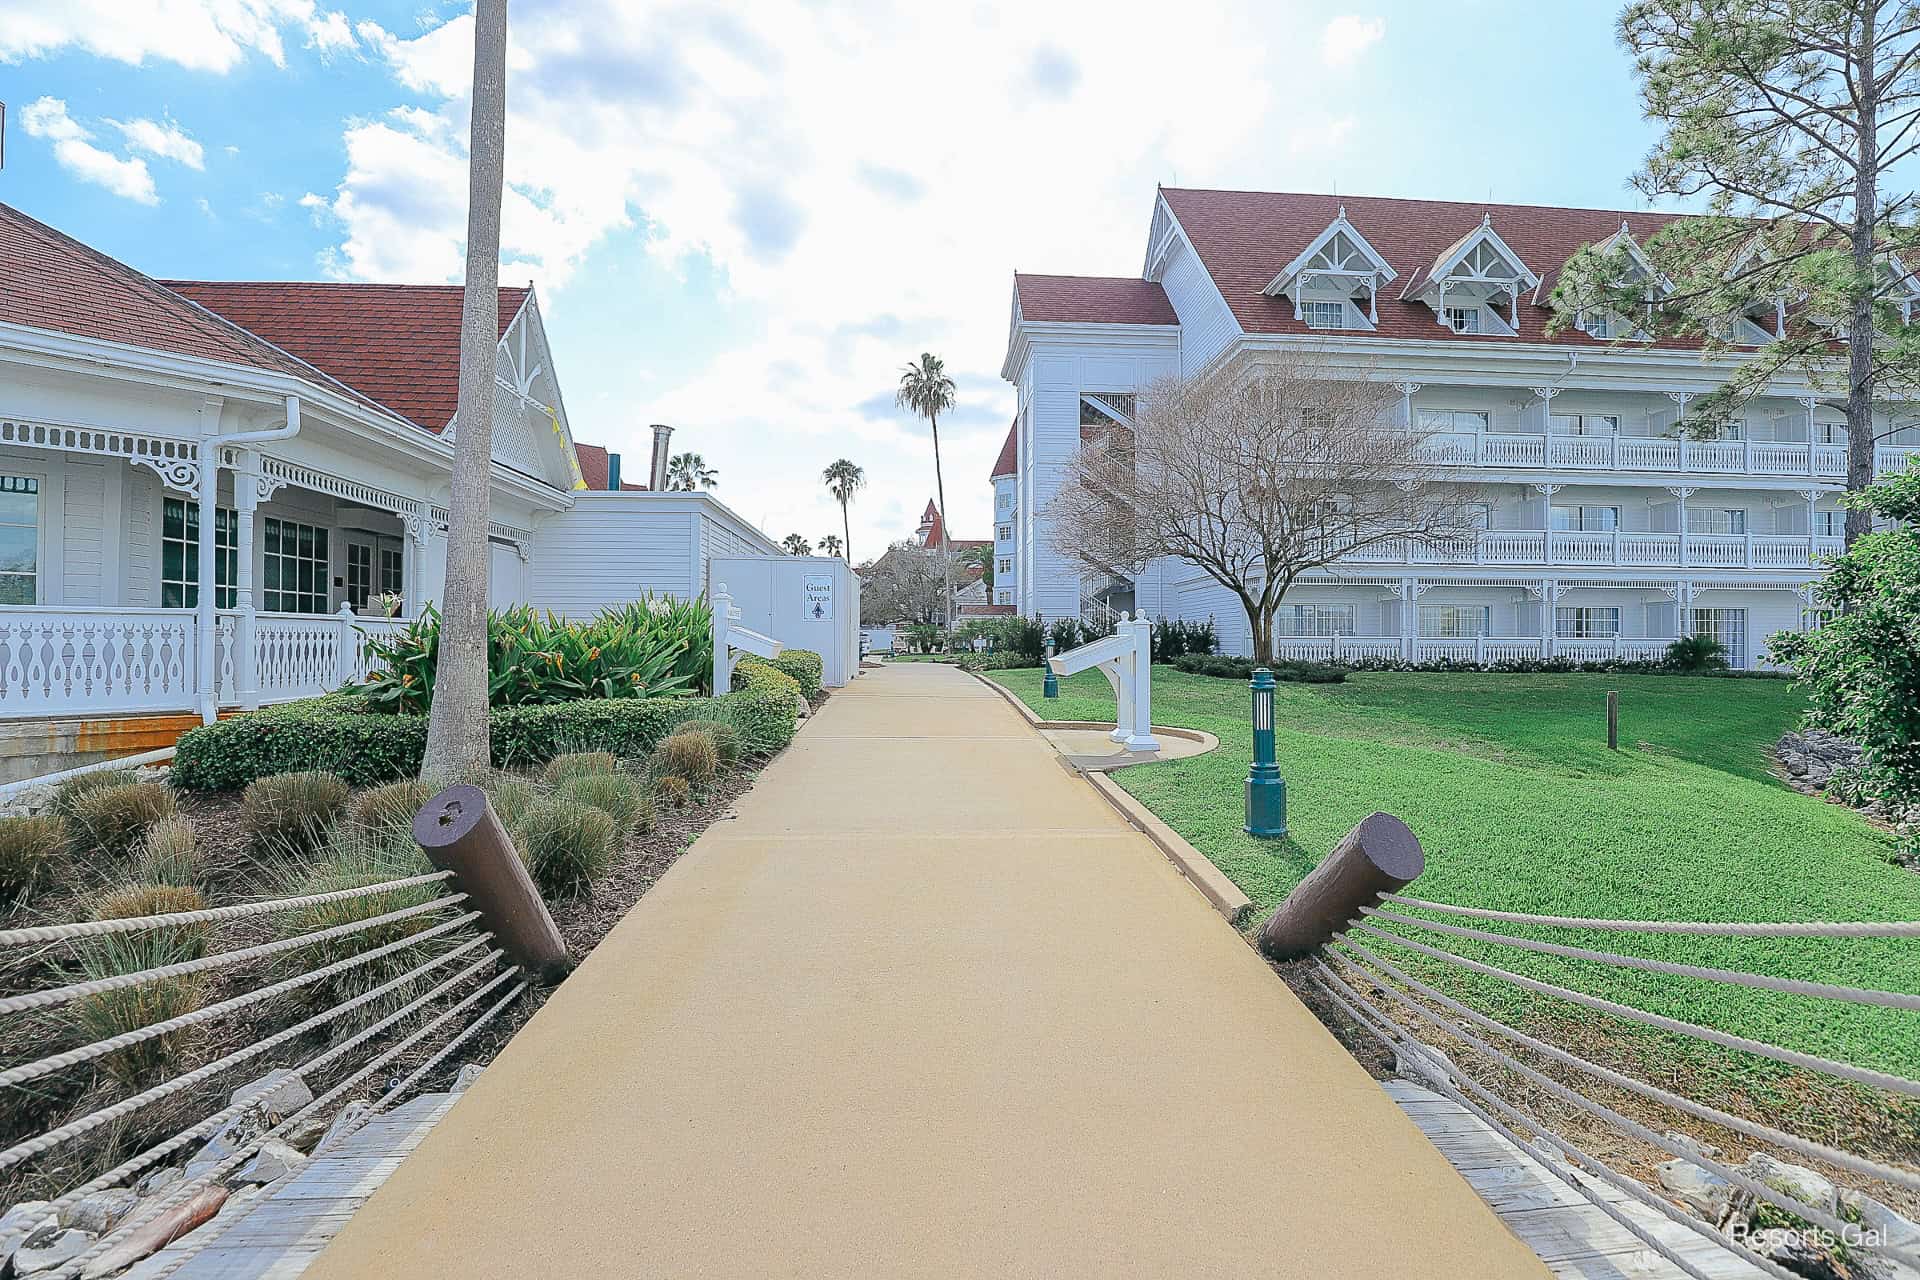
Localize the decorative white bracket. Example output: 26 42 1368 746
1048 613 1158 752
710 582 783 693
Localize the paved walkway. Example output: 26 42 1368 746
307 663 1548 1279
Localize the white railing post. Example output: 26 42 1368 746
711 582 733 694
1124 614 1158 752
1474 635 1486 665
334 603 358 690
234 455 261 711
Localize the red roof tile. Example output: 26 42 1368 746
162 280 531 433
573 440 647 491
989 418 1017 479
1158 188 1690 348
958 603 1016 616
1013 273 1177 325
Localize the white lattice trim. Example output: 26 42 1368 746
259 455 419 517
0 418 201 491
426 505 532 545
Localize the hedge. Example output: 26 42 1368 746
173 688 797 791
1170 654 1347 683
771 649 823 697
733 656 802 702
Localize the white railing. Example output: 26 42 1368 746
1416 432 1913 479
0 606 409 719
1267 635 1675 665
1332 530 1840 569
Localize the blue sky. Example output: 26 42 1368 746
0 0 1665 558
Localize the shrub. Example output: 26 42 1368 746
651 731 718 785
541 751 618 785
74 890 211 1088
483 774 542 832
673 719 741 769
771 649 824 697
1665 634 1730 673
1168 654 1346 683
732 656 801 702
558 773 650 835
272 832 445 1020
135 818 200 888
347 780 433 845
514 798 615 897
69 783 176 860
727 690 799 755
0 815 65 900
243 771 349 854
653 774 690 809
52 769 138 820
92 882 213 957
1151 616 1217 662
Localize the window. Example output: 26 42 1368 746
1686 508 1748 536
0 477 39 605
1813 421 1846 445
161 498 237 609
1416 409 1491 433
1550 505 1620 532
1461 504 1492 531
996 558 1011 575
1420 605 1491 638
263 517 330 614
1303 299 1347 329
1556 606 1621 638
1277 604 1355 637
1812 510 1843 537
1690 608 1748 668
1551 414 1619 436
345 543 373 610
997 492 1013 511
1444 306 1481 334
996 524 1012 541
995 589 1012 605
380 545 404 597
1581 312 1613 339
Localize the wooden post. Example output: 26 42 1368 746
413 784 569 981
1257 812 1424 960
1606 689 1619 751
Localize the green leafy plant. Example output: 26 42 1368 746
771 649 824 697
541 751 618 786
74 883 215 1087
271 831 446 1020
673 719 741 769
0 815 66 901
347 780 434 846
652 773 690 810
243 771 349 854
1664 635 1730 674
513 797 615 898
135 817 201 888
69 783 176 860
482 774 542 832
52 769 138 820
558 772 650 836
1168 654 1346 683
732 656 801 702
651 731 718 785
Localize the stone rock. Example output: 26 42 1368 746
0 1204 52 1268
451 1063 485 1093
231 1139 305 1187
15 1222 94 1275
229 1069 313 1123
185 1110 266 1180
1750 1227 1847 1280
1658 1159 1736 1222
60 1188 138 1235
309 1102 371 1156
1743 1152 1837 1216
1841 1187 1920 1253
1662 1129 1720 1159
1393 1040 1457 1089
133 1167 182 1198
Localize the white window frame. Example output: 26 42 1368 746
1443 305 1482 334
1812 509 1842 537
1303 299 1349 330
996 523 1012 541
997 492 1012 511
1278 603 1356 637
1689 607 1749 669
1551 413 1620 436
161 498 237 610
0 474 42 606
380 544 405 597
1685 508 1748 536
263 517 331 615
1419 604 1492 638
996 558 1011 575
1551 504 1621 533
1416 409 1491 433
1555 606 1622 638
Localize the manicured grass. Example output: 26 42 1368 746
991 666 1920 1089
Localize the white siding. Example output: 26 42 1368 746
60 459 106 605
697 512 773 598
123 466 159 606
1156 234 1238 375
529 499 697 616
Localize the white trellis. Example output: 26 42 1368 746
1048 613 1158 752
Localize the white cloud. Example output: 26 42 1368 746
0 0 348 72
111 116 206 169
1321 15 1386 68
21 97 159 205
1287 115 1357 155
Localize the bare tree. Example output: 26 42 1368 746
858 539 962 627
422 0 508 784
1045 351 1480 665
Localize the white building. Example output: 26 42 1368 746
1000 188 1920 668
989 422 1017 608
0 201 778 777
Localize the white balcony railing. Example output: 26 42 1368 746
1416 432 1914 480
1267 635 1674 665
0 605 408 720
1342 531 1840 570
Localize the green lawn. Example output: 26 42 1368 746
990 666 1920 1090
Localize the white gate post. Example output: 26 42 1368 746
1122 614 1159 752
711 582 732 694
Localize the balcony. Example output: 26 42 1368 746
0 606 407 719
1341 530 1841 570
1269 635 1673 664
1416 432 1913 480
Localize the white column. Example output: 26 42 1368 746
711 581 732 693
234 452 261 710
402 505 429 618
1669 486 1696 566
1123 614 1158 752
1802 396 1819 475
193 401 222 723
1539 580 1556 657
334 602 359 689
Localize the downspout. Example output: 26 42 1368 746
197 395 303 723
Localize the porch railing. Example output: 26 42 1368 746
1343 530 1842 569
0 605 407 719
1417 431 1913 479
1268 635 1675 665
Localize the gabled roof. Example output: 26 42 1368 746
1013 273 1178 325
0 201 397 415
163 280 529 434
990 419 1017 480
1262 208 1398 296
572 441 647 492
1155 188 1687 346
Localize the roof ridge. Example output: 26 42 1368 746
1160 186 1679 223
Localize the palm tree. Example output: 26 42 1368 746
894 354 956 625
818 533 843 558
781 534 812 556
422 0 508 783
668 452 718 490
821 458 865 563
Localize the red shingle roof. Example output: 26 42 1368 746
958 603 1016 617
1013 273 1177 325
162 280 530 433
0 202 387 402
1159 188 1689 347
989 418 1017 479
572 441 647 492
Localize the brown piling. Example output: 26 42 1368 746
414 784 569 981
1257 812 1424 960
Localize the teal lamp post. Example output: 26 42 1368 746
1042 641 1059 698
1245 667 1286 837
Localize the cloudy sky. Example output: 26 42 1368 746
0 0 1660 559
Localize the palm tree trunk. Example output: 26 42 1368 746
930 412 951 631
840 500 852 564
421 0 508 784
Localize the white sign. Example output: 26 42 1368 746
803 573 834 621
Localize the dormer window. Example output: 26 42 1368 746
1263 208 1396 330
1444 306 1481 334
1405 214 1540 337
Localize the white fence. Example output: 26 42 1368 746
1267 636 1673 665
1418 433 1913 480
1341 531 1842 569
0 606 407 719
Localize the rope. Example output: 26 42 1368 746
0 897 470 1015
0 912 481 1088
0 872 454 946
1323 950 1894 1260
1332 934 1920 1195
1383 894 1920 938
1362 906 1920 1012
52 965 522 1280
0 930 489 1173
1311 960 1791 1280
1348 922 1920 1099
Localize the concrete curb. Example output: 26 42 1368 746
969 670 1250 924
